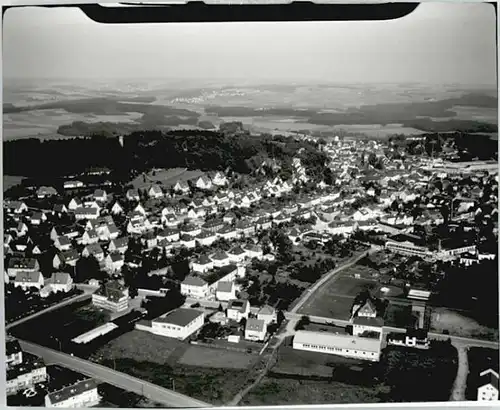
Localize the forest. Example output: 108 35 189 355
3 129 328 181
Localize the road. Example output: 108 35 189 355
19 340 210 408
450 346 469 401
6 292 92 331
290 248 374 314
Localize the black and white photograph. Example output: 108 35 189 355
2 2 499 408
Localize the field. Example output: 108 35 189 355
178 345 256 369
430 308 499 341
92 329 187 365
297 270 379 319
271 346 363 378
130 168 204 190
383 304 416 329
242 377 387 406
3 175 25 192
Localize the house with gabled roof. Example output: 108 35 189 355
30 212 47 226
126 189 140 201
478 369 499 401
105 252 124 273
227 299 251 322
82 244 105 261
81 229 99 245
173 180 190 194
7 257 39 278
134 203 147 216
14 271 44 291
245 318 267 341
53 249 79 269
5 200 28 214
257 305 277 325
193 175 212 190
13 222 28 237
109 237 129 254
74 207 100 220
67 197 81 210
210 171 228 186
210 251 230 268
111 201 123 215
228 246 247 264
54 235 72 251
93 189 107 202
148 185 164 199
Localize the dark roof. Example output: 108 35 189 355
229 246 246 256
47 378 98 405
479 369 500 391
97 280 128 302
182 276 207 287
59 249 79 262
57 235 71 246
85 244 103 255
217 281 233 293
228 299 250 312
154 308 203 327
6 338 22 356
50 272 72 285
246 318 266 332
15 271 42 283
352 316 384 327
8 257 38 270
7 353 45 381
111 237 129 248
211 251 229 260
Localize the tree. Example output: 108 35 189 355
218 303 223 312
277 310 286 326
240 317 247 328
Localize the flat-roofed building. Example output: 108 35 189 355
136 308 204 341
293 330 382 362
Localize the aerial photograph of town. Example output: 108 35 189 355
2 2 498 408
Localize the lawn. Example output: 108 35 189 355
383 304 417 328
91 329 187 365
130 168 204 190
430 308 499 341
465 347 499 400
298 275 378 319
178 345 256 369
242 377 387 406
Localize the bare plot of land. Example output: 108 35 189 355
430 308 499 342
92 329 187 364
178 345 256 369
298 274 378 319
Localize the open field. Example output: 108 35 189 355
242 377 387 406
3 175 25 192
102 357 248 406
430 308 499 342
130 168 204 190
92 329 187 365
271 346 363 378
298 272 379 319
178 345 256 369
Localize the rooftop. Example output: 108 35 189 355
154 308 203 327
294 330 382 352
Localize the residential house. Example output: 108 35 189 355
217 225 237 240
5 201 28 214
257 306 277 325
181 224 202 237
105 252 125 273
109 237 129 254
82 244 105 261
81 229 99 245
191 255 214 273
53 235 71 251
203 219 225 233
14 271 44 291
211 171 228 186
53 250 79 269
126 189 140 201
93 189 107 202
7 258 40 278
68 198 83 211
181 276 210 298
45 378 100 408
477 369 499 401
53 204 68 216
92 280 129 312
157 228 180 243
13 222 29 237
37 186 58 199
134 203 147 216
228 246 247 264
387 329 430 350
63 180 84 189
180 234 196 249
148 185 164 199
7 354 47 396
196 230 217 247
194 175 212 190
74 207 100 221
111 202 123 215
351 299 378 319
30 212 47 226
352 317 384 337
244 244 264 260
227 299 251 322
216 281 236 301
171 180 188 194
245 319 267 342
6 337 23 369
211 251 231 268
136 308 204 341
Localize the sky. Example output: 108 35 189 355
2 2 498 86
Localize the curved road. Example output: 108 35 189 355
19 340 210 408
